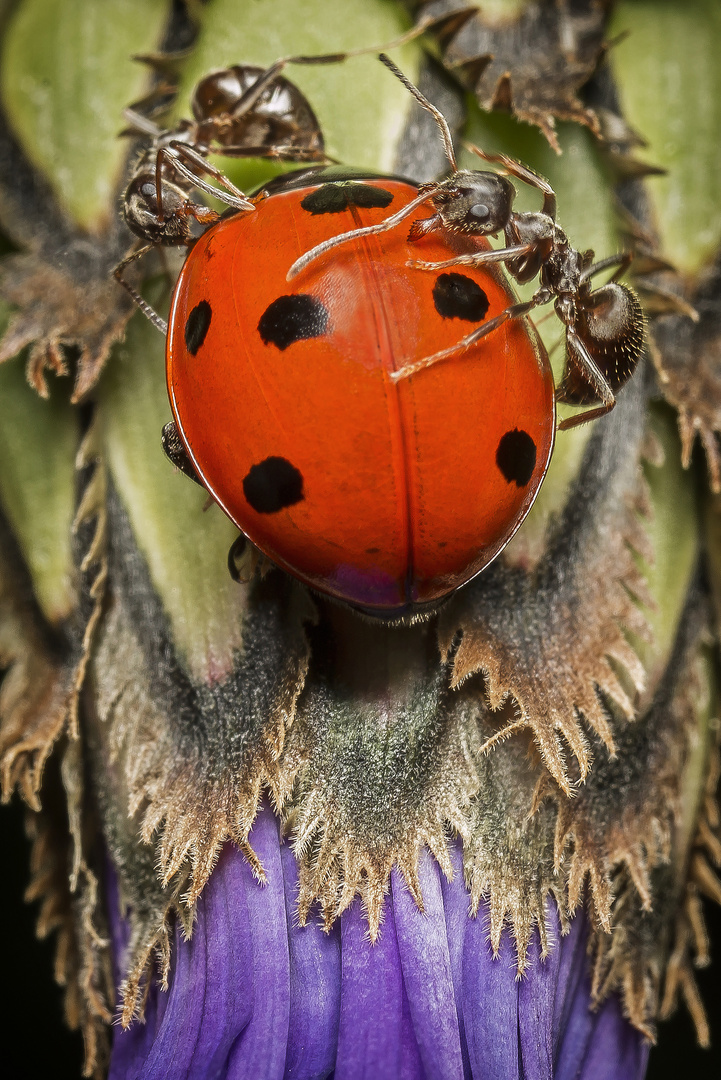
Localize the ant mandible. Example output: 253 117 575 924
288 54 645 432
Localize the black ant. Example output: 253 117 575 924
113 58 335 332
113 17 453 333
288 54 645 432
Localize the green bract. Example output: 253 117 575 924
97 289 246 681
610 0 721 278
0 339 77 624
1 0 171 231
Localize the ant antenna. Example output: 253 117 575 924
234 16 443 121
286 55 460 281
378 53 457 172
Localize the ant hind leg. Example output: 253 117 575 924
391 294 543 382
579 251 633 286
556 329 616 431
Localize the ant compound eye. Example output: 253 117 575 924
470 203 490 220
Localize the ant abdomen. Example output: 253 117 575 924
560 283 644 405
190 65 324 159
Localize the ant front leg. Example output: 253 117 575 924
466 143 557 220
161 143 256 212
113 242 168 333
391 294 544 382
556 329 616 431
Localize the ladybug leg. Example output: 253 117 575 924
113 242 168 334
407 242 535 273
227 534 264 584
390 293 545 382
162 142 255 212
161 422 204 484
466 143 557 219
556 330 616 431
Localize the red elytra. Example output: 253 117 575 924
166 171 556 618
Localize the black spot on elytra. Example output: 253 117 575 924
258 294 329 350
301 182 394 215
365 546 380 555
185 300 212 355
496 429 537 488
243 457 304 513
433 273 489 322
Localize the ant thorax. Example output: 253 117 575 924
503 212 556 284
539 236 589 299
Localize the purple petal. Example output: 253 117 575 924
460 896 522 1079
281 842 341 1079
518 908 562 1080
570 994 651 1080
334 894 422 1080
225 806 291 1080
107 825 651 1080
554 935 651 1080
392 851 466 1079
110 842 255 1080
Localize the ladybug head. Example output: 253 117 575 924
432 171 516 237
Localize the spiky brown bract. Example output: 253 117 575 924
554 588 716 1039
0 417 103 805
24 761 113 1077
85 484 316 1022
439 362 653 794
410 0 612 150
0 417 110 1074
0 105 134 401
459 725 564 967
649 257 721 493
284 612 483 936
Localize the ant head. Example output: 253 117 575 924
433 171 516 236
123 171 193 245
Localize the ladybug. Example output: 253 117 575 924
164 165 555 618
115 55 642 620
